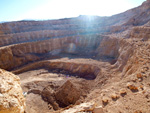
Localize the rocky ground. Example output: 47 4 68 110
0 0 150 113
0 69 25 113
15 46 150 113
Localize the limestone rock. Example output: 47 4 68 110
55 80 81 107
0 69 25 113
0 48 14 70
42 85 59 110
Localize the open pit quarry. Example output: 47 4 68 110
0 0 150 113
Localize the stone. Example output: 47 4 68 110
102 97 109 105
0 69 25 113
42 85 59 110
55 80 81 107
120 88 127 96
111 93 120 100
127 83 138 92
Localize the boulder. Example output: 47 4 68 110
55 80 81 107
0 69 25 113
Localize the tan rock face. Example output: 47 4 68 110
97 37 120 58
42 85 59 110
0 47 13 70
55 80 81 107
0 34 102 70
0 69 25 113
0 1 150 112
12 60 100 80
130 27 150 40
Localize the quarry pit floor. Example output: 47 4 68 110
16 57 112 113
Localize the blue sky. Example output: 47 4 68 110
0 0 146 22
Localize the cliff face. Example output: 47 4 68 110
130 26 150 40
0 0 150 113
0 69 25 113
0 0 149 71
0 34 102 70
0 0 149 48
